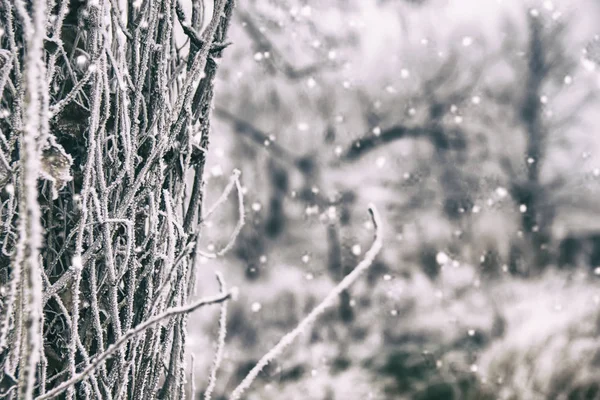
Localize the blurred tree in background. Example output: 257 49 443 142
192 0 600 398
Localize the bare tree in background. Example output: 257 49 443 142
500 12 594 274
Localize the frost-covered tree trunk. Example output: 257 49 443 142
0 0 235 398
0 1 387 399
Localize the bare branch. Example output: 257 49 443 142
237 9 331 79
214 106 299 166
341 125 426 162
35 290 232 400
229 205 383 400
203 272 229 400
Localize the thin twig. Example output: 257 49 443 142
203 272 229 400
203 169 241 220
229 205 383 400
35 290 232 400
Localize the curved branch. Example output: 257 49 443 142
229 204 383 400
342 126 426 161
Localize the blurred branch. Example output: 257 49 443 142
214 106 299 165
341 125 427 161
341 50 489 163
551 91 598 132
423 51 487 119
237 9 331 79
214 106 340 210
422 53 461 104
